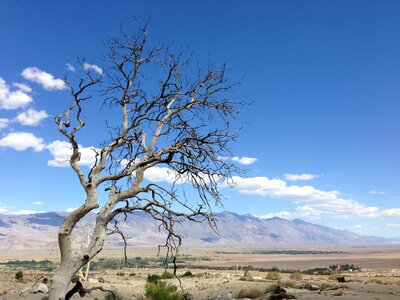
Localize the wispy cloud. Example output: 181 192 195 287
386 223 400 228
10 210 42 215
15 108 49 126
231 156 258 165
83 63 103 75
66 63 76 72
0 131 45 152
12 82 32 93
284 173 319 181
0 77 33 110
21 67 66 90
32 201 43 206
369 190 386 195
0 118 10 131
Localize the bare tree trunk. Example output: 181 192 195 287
48 260 78 300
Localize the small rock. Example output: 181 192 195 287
36 283 48 293
216 292 233 300
98 277 105 283
303 283 319 291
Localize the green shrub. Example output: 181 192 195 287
289 271 303 280
265 272 280 280
270 266 280 272
147 271 174 284
161 271 174 279
145 282 183 300
147 274 161 284
15 271 23 280
182 271 193 277
237 288 264 299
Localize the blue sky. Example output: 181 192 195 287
0 1 399 237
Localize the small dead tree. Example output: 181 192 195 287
48 25 242 299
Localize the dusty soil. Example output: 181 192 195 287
1 246 400 299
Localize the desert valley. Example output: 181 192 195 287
1 212 400 299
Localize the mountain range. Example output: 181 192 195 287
0 211 397 251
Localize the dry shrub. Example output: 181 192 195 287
266 272 280 280
237 288 264 299
328 273 339 280
265 284 279 293
289 272 303 280
280 279 302 289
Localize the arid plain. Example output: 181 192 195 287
1 245 400 299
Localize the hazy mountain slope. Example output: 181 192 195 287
0 211 395 250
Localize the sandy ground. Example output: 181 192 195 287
1 246 400 299
1 268 400 299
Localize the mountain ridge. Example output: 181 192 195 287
0 211 397 250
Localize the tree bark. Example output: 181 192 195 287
48 259 80 300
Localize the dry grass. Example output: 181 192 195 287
265 284 279 293
289 271 303 280
237 288 264 299
265 272 280 280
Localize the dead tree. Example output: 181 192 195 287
48 25 242 299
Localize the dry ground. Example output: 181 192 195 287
1 246 400 299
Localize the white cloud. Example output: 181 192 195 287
381 208 400 217
0 203 7 213
144 166 187 184
15 108 49 126
0 77 33 110
369 190 386 195
284 173 319 181
10 210 42 215
83 63 103 75
386 223 400 228
21 67 66 90
65 207 77 212
66 63 76 72
32 201 43 206
0 118 10 130
229 175 397 219
231 156 258 165
12 82 32 93
46 140 98 167
0 131 45 151
257 211 294 219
